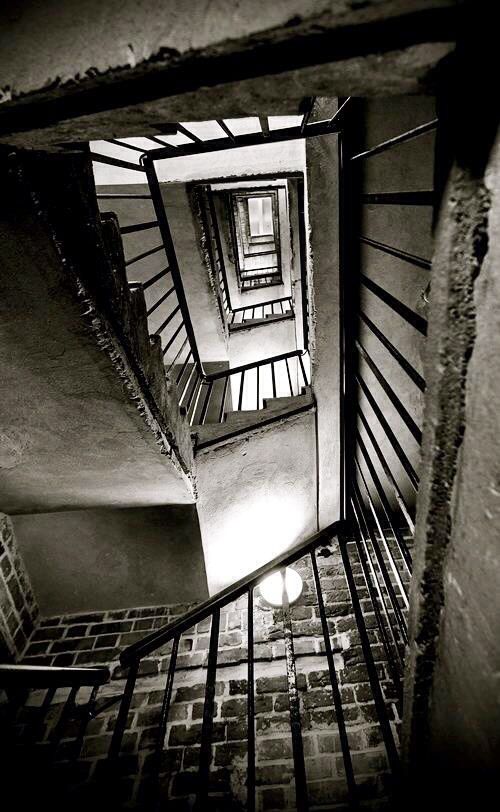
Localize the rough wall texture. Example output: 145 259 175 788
306 101 341 527
402 117 500 802
0 513 38 660
12 539 400 810
194 410 318 595
0 148 194 513
12 506 208 617
0 1 454 146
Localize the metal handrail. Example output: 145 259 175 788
120 521 344 666
0 664 110 688
204 348 305 383
231 295 292 312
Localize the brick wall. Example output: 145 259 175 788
14 536 404 810
0 512 38 660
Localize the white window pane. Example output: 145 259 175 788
248 196 274 237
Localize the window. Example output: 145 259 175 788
247 196 274 237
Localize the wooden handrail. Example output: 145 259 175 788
0 664 110 688
120 521 345 666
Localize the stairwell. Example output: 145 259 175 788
0 95 448 812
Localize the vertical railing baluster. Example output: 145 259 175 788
51 685 78 751
271 362 276 398
247 590 256 812
238 370 245 410
176 350 193 387
144 159 203 371
199 381 214 425
219 375 229 423
351 479 409 644
298 353 308 387
285 358 293 396
33 686 56 743
356 416 414 559
109 661 139 761
351 498 404 692
256 366 260 409
167 337 189 376
339 535 401 777
310 550 358 808
351 490 405 678
355 458 410 605
150 635 179 807
281 569 309 811
357 408 414 534
73 684 99 760
162 321 185 358
178 362 196 403
189 377 205 426
185 372 200 415
196 610 220 809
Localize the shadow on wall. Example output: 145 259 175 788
12 506 209 616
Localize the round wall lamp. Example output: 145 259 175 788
258 567 303 608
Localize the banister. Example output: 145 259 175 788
120 520 346 666
0 664 110 688
204 348 307 382
231 295 293 313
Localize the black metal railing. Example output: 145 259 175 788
230 295 294 327
1 521 404 809
176 348 310 426
339 98 436 700
103 520 400 810
0 664 112 792
92 155 312 428
240 271 283 291
200 185 293 331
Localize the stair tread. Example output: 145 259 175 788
191 390 315 449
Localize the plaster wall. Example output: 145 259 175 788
162 183 227 363
194 411 317 594
306 103 341 526
403 124 500 802
12 506 208 616
0 161 193 514
0 2 454 147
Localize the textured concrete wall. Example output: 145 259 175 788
12 506 208 617
0 2 454 146
0 149 194 513
306 102 341 527
402 114 500 802
195 411 317 595
0 513 38 660
13 539 399 809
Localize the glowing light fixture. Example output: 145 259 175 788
259 568 303 608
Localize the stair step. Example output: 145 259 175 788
191 389 315 451
223 387 311 423
263 389 311 410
